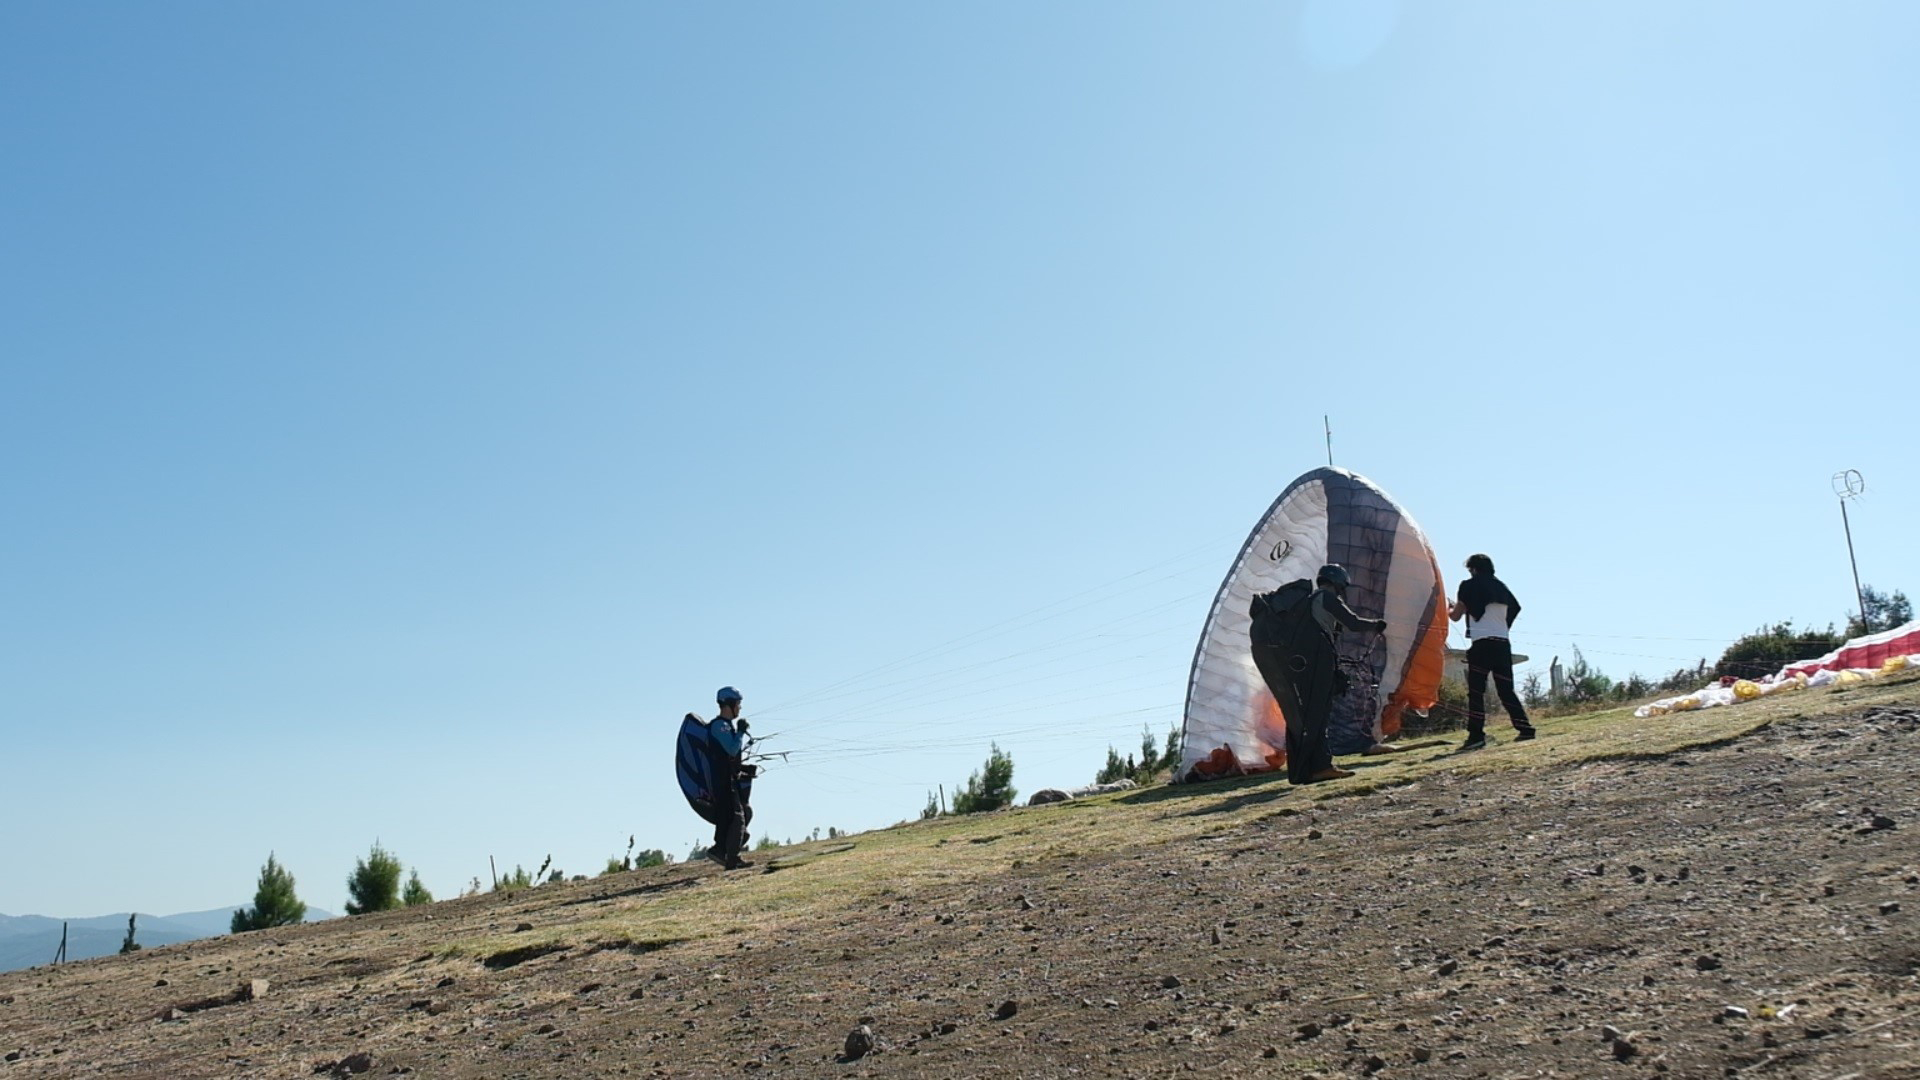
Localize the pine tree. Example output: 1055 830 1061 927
344 843 404 915
401 869 433 906
951 743 1017 814
1158 723 1183 771
232 853 307 932
1847 585 1913 637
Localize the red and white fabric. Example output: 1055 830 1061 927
1776 620 1920 681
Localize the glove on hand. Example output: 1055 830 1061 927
736 718 751 734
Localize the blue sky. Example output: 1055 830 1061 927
3 1 1914 917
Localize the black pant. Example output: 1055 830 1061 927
1465 637 1532 736
1252 642 1332 783
709 760 746 860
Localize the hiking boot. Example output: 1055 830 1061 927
705 848 730 869
1460 734 1488 751
723 857 753 871
1514 728 1537 742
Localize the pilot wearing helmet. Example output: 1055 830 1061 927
1266 564 1386 785
705 686 753 869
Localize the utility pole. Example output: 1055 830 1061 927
1833 470 1869 633
1324 416 1334 467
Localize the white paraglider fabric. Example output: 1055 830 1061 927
1632 620 1920 719
1181 468 1446 777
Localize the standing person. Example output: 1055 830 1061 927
705 686 753 869
1250 564 1388 785
1448 554 1537 749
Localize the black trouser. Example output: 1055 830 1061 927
1252 642 1332 783
709 759 746 860
1466 637 1532 736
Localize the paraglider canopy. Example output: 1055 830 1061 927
1181 468 1446 779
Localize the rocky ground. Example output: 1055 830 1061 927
4 691 1919 1079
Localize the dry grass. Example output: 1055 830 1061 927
435 672 1920 966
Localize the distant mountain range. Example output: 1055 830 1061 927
0 906 334 973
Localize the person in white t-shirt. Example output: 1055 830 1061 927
1447 554 1537 750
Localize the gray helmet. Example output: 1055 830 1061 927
716 686 742 705
1316 564 1350 590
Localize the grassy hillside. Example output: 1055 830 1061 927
3 671 1916 1077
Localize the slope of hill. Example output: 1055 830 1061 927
2 676 1916 1076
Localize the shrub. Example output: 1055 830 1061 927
1095 724 1186 784
1715 622 1842 681
1394 677 1468 737
1559 646 1614 704
600 841 671 876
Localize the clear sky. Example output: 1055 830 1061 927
4 1 1914 917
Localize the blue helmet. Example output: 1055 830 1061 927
715 686 743 705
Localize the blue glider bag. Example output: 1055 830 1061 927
675 713 753 825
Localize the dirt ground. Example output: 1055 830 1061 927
5 690 1919 1079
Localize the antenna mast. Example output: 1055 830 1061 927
1833 470 1869 631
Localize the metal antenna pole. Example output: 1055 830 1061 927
1833 470 1868 632
1324 415 1333 467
